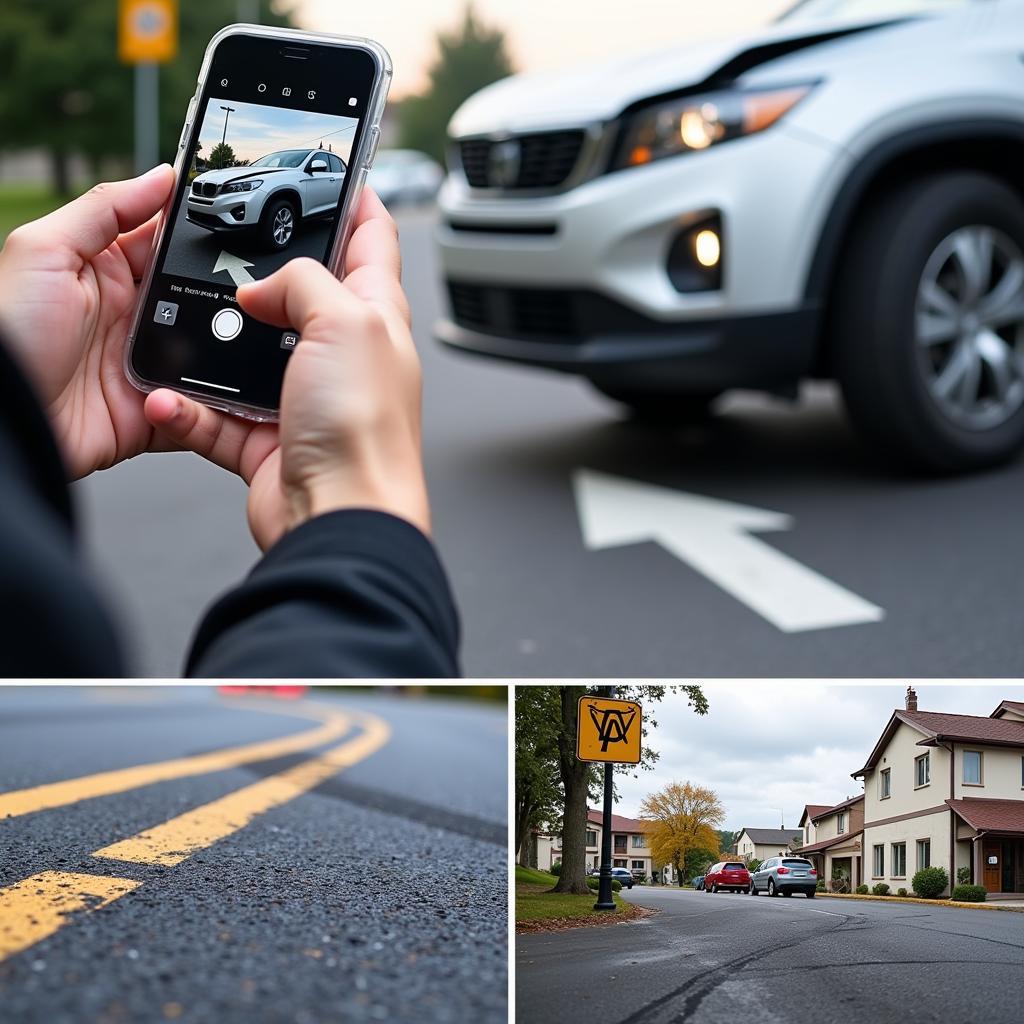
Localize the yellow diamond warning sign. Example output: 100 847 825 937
119 0 178 65
576 695 642 764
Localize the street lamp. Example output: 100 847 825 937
220 105 236 145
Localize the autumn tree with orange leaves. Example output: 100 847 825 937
640 782 725 886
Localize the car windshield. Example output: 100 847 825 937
779 0 969 22
249 150 311 169
724 863 745 870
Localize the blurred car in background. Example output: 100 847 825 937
369 149 444 207
691 874 705 890
436 0 1024 471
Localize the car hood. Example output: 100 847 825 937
449 14 908 136
193 166 292 184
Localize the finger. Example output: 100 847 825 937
144 389 278 484
344 188 401 282
36 164 174 264
117 213 161 281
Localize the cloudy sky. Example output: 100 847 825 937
293 0 795 96
196 98 357 165
609 683 1024 834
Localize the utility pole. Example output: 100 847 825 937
134 63 159 174
237 0 260 22
220 105 236 145
594 684 617 911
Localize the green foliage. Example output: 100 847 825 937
717 830 735 852
633 874 647 885
816 878 826 892
912 867 948 899
951 884 987 903
683 847 717 880
855 884 869 894
871 882 890 896
398 4 514 164
206 142 238 170
514 865 558 888
549 861 561 876
586 876 621 892
897 888 908 897
514 687 563 865
956 867 971 885
746 859 762 874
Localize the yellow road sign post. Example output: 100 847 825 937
577 690 643 910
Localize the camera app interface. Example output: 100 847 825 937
131 35 378 412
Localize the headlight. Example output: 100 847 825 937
222 178 263 193
613 85 813 170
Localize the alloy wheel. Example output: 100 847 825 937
916 225 1024 430
273 206 295 246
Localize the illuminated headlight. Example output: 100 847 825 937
222 178 263 193
613 85 814 170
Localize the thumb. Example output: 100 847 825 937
38 164 175 262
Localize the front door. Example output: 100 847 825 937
983 841 1001 892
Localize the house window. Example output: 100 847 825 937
613 859 627 868
915 753 930 788
632 835 645 848
632 860 644 870
916 839 931 871
873 845 884 878
614 835 627 853
892 842 907 878
837 811 847 835
585 830 597 847
880 768 891 799
963 750 983 786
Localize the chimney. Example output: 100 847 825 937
905 686 918 712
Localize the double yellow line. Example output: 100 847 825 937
0 699 390 962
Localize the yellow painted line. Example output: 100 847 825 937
94 712 391 866
0 871 142 961
0 700 351 820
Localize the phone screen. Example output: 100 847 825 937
129 33 382 414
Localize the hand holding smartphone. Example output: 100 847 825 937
125 25 392 420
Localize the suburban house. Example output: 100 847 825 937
853 688 1024 897
733 827 802 863
793 795 865 890
533 809 654 878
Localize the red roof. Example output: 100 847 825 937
810 794 864 824
947 798 1024 835
800 805 830 825
587 808 651 832
991 700 1024 719
793 831 862 855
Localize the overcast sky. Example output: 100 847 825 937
608 683 1024 834
197 98 357 164
292 0 795 97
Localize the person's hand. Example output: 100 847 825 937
144 189 429 551
0 165 177 479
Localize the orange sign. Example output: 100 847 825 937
576 695 642 764
119 0 178 64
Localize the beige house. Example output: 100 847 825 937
854 690 1024 896
534 809 654 878
733 827 802 863
793 795 865 890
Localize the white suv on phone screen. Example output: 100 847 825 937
187 148 346 251
436 0 1024 471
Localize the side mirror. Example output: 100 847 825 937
309 159 328 173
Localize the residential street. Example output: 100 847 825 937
0 687 507 1024
75 206 1024 676
517 886 1024 1024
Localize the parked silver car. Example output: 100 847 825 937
749 857 818 898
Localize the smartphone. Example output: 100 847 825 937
125 25 391 420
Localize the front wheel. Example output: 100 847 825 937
807 891 816 899
833 172 1024 472
259 197 297 252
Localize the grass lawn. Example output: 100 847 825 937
515 865 630 924
0 186 68 241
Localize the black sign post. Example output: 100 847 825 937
594 684 617 911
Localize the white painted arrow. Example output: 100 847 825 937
573 469 884 633
213 250 255 286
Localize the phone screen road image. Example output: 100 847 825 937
161 98 357 289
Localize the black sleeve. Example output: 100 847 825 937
185 509 461 678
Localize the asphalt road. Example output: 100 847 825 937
162 201 332 286
517 886 1024 1024
74 205 1024 676
0 687 507 1023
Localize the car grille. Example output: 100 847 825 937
458 130 587 189
448 282 579 339
192 180 219 198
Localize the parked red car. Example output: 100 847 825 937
704 861 752 894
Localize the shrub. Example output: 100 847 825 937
951 884 987 903
550 861 562 876
816 879 826 892
956 867 971 885
871 883 890 896
586 877 622 892
912 867 948 899
897 888 908 897
634 873 648 885
855 884 869 894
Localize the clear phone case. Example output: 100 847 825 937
122 24 393 421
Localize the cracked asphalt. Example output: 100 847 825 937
516 885 1024 1023
0 687 507 1024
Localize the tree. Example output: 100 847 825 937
0 0 293 194
682 845 718 881
399 4 514 164
206 142 238 170
718 829 736 853
640 782 726 888
514 687 562 865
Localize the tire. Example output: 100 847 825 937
807 891 816 899
767 879 777 898
258 196 297 252
782 890 792 898
832 171 1024 472
590 384 721 425
749 883 756 895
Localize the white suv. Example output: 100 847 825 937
187 148 346 251
436 0 1024 470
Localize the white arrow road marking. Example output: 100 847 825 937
213 250 255 286
573 469 884 633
